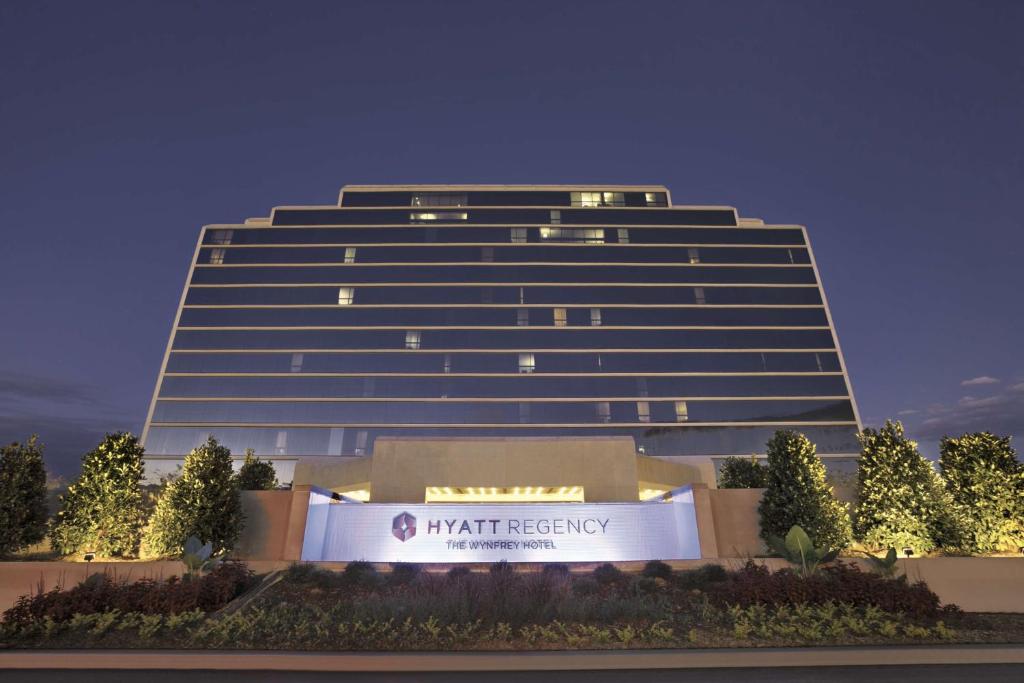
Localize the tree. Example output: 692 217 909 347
146 437 244 557
759 430 852 550
854 421 958 555
940 432 1024 554
235 450 278 491
0 436 48 556
718 455 769 489
50 432 147 558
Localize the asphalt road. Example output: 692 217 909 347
4 666 1024 682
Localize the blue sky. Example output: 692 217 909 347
1 0 1021 474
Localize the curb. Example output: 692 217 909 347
2 645 1024 671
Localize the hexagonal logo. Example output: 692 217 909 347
392 511 417 542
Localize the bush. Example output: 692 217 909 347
641 560 673 580
940 432 1024 554
593 563 623 585
489 560 514 575
0 435 48 556
446 566 471 581
389 563 422 585
342 560 380 589
707 561 946 618
2 562 255 631
235 450 278 491
542 563 570 577
759 430 852 550
718 456 769 489
855 421 958 555
675 563 729 590
50 433 147 558
146 437 244 557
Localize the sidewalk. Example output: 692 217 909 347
2 645 1024 671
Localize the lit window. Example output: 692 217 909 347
511 227 528 243
550 210 561 225
553 308 567 327
208 248 226 265
344 247 357 264
410 211 467 222
517 309 529 326
674 401 689 422
617 228 629 244
338 287 355 305
644 192 667 207
590 308 602 326
637 401 651 423
275 431 288 455
694 287 706 305
688 248 700 264
518 287 526 304
208 229 233 245
354 430 368 456
443 354 452 374
596 401 611 423
411 192 467 207
290 353 304 373
481 246 494 262
571 191 624 207
539 227 604 243
405 331 422 350
518 353 536 374
519 403 531 423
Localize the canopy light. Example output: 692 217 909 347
425 485 584 503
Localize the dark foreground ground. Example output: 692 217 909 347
5 666 1024 683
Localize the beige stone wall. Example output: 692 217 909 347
709 488 766 558
234 491 301 561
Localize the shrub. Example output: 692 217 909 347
389 562 422 585
146 437 244 557
50 433 147 558
759 430 852 550
2 562 255 631
675 563 729 590
542 563 570 577
446 566 471 580
707 561 946 618
855 421 958 555
718 456 769 489
235 450 278 491
593 563 623 585
940 432 1024 554
641 560 673 580
343 560 380 589
0 435 48 556
489 560 514 575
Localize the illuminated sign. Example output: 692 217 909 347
301 488 701 562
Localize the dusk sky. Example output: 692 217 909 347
1 0 1021 476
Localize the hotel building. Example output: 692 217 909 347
141 185 861 495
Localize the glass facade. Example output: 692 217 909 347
142 185 860 475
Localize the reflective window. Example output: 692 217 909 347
694 287 706 305
411 192 468 207
590 308 602 326
637 401 651 422
518 353 535 373
571 191 625 207
290 353 303 373
208 249 226 265
539 227 605 243
674 401 689 422
550 210 561 225
275 430 287 455
481 246 494 262
644 192 668 207
688 248 700 264
596 401 611 423
410 211 468 222
511 227 528 243
617 228 629 244
208 230 234 245
517 309 529 326
405 331 421 349
553 308 567 327
344 247 357 264
337 287 355 305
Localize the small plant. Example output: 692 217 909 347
641 560 673 580
489 560 514 575
862 548 900 577
446 566 471 580
766 525 840 576
593 562 623 586
181 536 219 577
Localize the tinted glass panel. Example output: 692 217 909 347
271 208 737 226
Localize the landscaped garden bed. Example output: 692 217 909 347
4 560 1024 651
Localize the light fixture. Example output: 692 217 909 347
902 547 914 558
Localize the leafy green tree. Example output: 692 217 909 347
146 437 244 557
235 450 278 491
0 436 48 556
854 421 959 555
940 432 1024 554
718 455 769 489
759 430 852 550
50 432 147 558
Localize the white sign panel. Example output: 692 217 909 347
301 489 702 563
